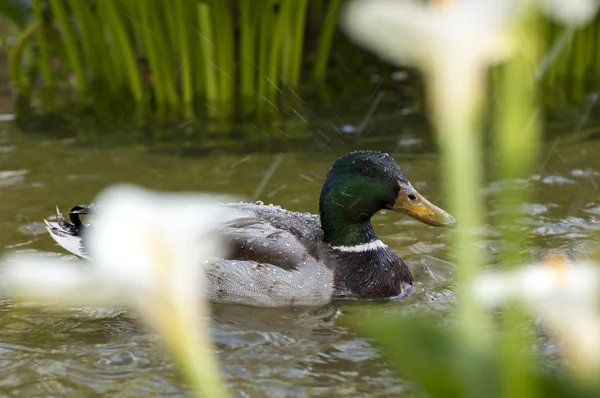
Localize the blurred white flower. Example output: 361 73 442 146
539 0 600 26
0 184 230 397
341 0 521 342
473 253 600 376
342 0 515 67
342 0 516 122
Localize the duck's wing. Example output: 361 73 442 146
204 203 335 307
217 203 326 271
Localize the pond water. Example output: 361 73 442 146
0 118 599 397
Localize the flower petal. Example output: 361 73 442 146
0 254 119 305
472 261 600 373
472 262 600 306
86 185 229 303
539 0 600 26
342 0 515 68
342 0 434 65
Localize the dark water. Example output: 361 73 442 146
0 120 599 397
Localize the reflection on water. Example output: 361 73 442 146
0 121 599 396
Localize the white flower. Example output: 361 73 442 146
473 253 600 376
342 0 516 122
342 0 514 68
539 0 600 26
0 185 230 397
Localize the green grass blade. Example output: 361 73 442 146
287 0 309 87
68 0 103 84
32 0 54 97
212 0 235 115
313 0 342 81
48 0 88 98
173 0 193 118
197 1 219 117
9 21 39 96
239 0 258 114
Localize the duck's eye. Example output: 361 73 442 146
408 193 417 201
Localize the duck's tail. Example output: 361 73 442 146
44 205 98 260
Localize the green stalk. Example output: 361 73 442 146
494 6 540 398
256 4 273 116
173 0 193 119
595 19 600 81
150 2 180 112
313 0 343 81
32 0 54 108
280 1 292 85
156 300 229 398
287 0 309 87
212 0 235 115
536 25 574 85
430 66 488 349
68 0 99 77
239 0 257 114
9 21 39 96
139 0 168 117
96 1 144 103
49 0 88 98
0 32 9 52
197 1 219 117
556 30 572 94
265 1 290 106
95 1 124 90
571 28 585 102
69 0 109 89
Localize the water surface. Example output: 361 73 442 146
0 121 598 397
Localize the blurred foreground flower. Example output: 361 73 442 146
342 0 519 343
540 0 600 26
473 253 600 379
0 185 229 398
342 0 516 121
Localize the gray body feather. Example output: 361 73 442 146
206 203 335 307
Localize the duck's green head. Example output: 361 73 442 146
319 151 455 246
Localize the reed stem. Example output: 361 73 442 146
239 0 258 115
197 2 219 117
49 0 88 99
9 21 39 96
32 0 54 108
313 0 343 81
173 0 193 119
97 1 144 103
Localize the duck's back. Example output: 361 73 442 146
206 203 334 307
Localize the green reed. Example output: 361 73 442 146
541 13 600 106
493 5 542 398
2 0 344 124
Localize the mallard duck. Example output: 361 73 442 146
45 151 455 307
